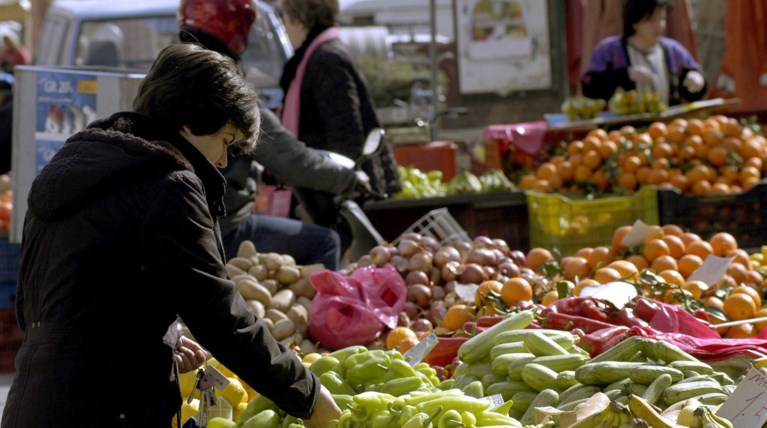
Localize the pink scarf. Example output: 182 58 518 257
281 27 340 135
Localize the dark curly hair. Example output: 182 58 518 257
623 0 673 38
133 43 260 153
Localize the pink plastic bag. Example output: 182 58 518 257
308 265 407 350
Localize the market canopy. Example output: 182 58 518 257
0 0 28 22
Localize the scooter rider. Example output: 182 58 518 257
178 0 369 269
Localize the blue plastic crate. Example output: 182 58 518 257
0 239 19 309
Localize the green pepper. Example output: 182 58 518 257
379 376 424 396
370 409 395 428
437 379 456 390
320 371 357 395
386 358 419 380
281 415 301 428
461 410 477 427
345 353 391 385
417 396 490 416
329 346 367 364
404 389 463 406
332 394 354 411
395 404 419 425
353 391 397 412
344 350 389 369
461 380 484 398
437 409 463 428
309 356 340 377
474 411 520 426
488 399 514 417
241 409 280 428
237 394 279 425
402 406 444 428
386 349 405 361
287 424 304 428
336 410 353 428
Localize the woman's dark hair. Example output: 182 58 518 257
179 28 240 63
624 0 673 38
281 0 338 30
133 43 259 153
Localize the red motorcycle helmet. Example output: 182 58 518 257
178 0 257 56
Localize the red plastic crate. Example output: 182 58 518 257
393 141 458 181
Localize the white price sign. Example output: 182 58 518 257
717 366 767 426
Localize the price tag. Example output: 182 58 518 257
716 366 767 426
578 281 637 309
485 394 504 408
688 255 735 286
403 333 439 366
203 365 230 391
620 219 652 248
454 283 479 302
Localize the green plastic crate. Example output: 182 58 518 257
527 186 659 256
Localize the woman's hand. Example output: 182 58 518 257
174 336 207 374
303 385 343 428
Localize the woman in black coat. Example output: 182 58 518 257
2 43 340 428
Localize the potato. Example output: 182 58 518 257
266 308 288 324
248 264 269 282
269 289 296 313
289 278 315 299
276 265 301 285
261 253 284 271
237 240 257 259
286 304 308 328
262 317 274 331
260 279 279 296
247 300 265 318
271 319 296 341
299 339 317 354
236 278 272 306
296 296 312 315
228 257 253 271
301 263 326 277
226 264 246 279
281 254 296 266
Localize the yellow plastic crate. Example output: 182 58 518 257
527 186 659 256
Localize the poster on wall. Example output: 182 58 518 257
34 72 98 174
455 0 551 95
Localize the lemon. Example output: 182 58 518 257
207 417 236 428
217 377 248 407
755 356 767 369
207 357 236 379
178 370 200 400
233 402 247 422
181 399 199 424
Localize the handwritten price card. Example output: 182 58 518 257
717 366 767 427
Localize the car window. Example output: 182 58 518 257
76 17 177 70
36 15 70 65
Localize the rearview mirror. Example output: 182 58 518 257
362 128 385 157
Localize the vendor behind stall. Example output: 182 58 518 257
580 0 707 106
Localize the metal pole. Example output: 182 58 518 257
429 0 440 141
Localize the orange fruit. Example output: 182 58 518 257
682 280 710 300
723 293 757 321
754 307 767 332
574 165 592 183
643 225 665 242
475 280 504 306
731 285 762 310
680 232 702 249
707 146 729 167
443 304 473 331
661 235 686 259
710 232 738 257
593 267 621 284
617 172 638 192
658 270 685 287
574 278 600 296
386 326 418 350
575 247 594 260
608 260 639 281
587 246 615 270
598 140 618 159
651 255 678 273
526 248 554 272
727 263 749 286
541 290 559 306
611 225 633 252
648 122 668 139
745 270 765 288
724 323 757 338
500 278 533 307
661 224 685 237
561 256 591 281
397 337 420 353
536 162 557 180
623 155 642 172
626 254 650 271
687 240 713 260
701 295 724 310
643 238 670 262
557 161 575 181
677 254 704 279
583 150 602 170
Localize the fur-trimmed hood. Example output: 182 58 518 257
28 112 226 221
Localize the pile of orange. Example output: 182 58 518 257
517 115 766 195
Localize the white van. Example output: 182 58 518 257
35 0 293 109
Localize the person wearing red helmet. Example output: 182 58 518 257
178 0 368 271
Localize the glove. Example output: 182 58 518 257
683 71 705 93
355 170 372 194
628 65 654 84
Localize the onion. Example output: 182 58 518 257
483 266 497 278
398 239 422 258
491 249 506 266
494 275 509 284
443 281 456 294
400 232 422 242
405 270 430 286
454 241 472 258
404 301 420 319
433 246 461 268
466 248 497 266
510 250 527 267
431 285 446 301
419 236 440 253
397 312 411 327
473 235 494 248
356 255 373 268
440 261 463 283
460 263 487 284
443 292 457 307
407 284 432 308
390 255 408 273
411 318 433 332
369 245 392 266
493 239 510 255
428 301 447 325
429 267 442 285
497 260 521 278
408 251 433 273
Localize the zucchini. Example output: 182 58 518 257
458 310 535 363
